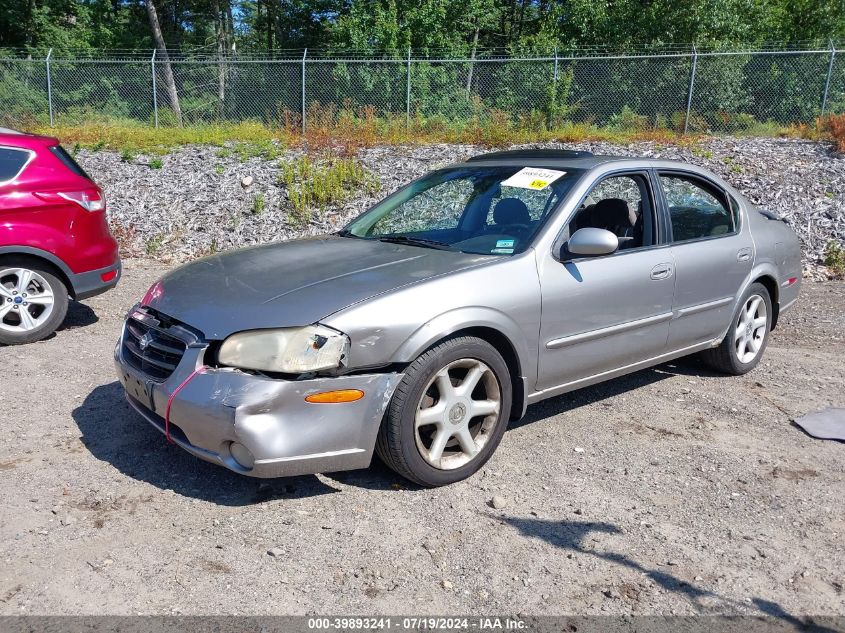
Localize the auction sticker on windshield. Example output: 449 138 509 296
501 167 566 190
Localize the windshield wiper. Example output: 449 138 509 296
377 235 455 250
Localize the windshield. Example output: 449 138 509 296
341 165 585 255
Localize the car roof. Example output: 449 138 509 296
452 148 735 196
462 148 690 170
0 127 59 148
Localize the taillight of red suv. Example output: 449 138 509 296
33 189 106 212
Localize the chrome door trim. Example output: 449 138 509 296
528 339 715 403
674 296 734 318
545 311 673 349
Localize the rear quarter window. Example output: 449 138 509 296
0 147 32 183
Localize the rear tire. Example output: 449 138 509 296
0 258 69 345
376 336 512 487
700 282 772 376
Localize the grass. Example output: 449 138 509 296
32 113 690 156
252 192 266 215
26 109 844 158
119 147 135 163
280 155 378 226
149 158 163 169
34 120 277 153
233 140 282 162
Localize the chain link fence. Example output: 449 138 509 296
1 45 844 133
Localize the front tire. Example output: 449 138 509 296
376 336 512 487
0 259 69 345
700 282 772 375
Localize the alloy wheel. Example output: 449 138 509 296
414 358 502 470
0 268 56 333
734 294 767 364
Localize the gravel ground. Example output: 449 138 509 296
80 137 845 274
1 260 843 617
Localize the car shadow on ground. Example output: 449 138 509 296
510 355 724 431
60 300 99 331
72 382 340 506
502 516 839 631
1 301 99 347
72 356 736 499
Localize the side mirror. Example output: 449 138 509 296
565 228 619 257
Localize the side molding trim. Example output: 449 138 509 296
674 296 734 318
546 312 673 350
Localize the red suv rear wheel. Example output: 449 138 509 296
0 256 69 345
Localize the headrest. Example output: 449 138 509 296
587 198 636 230
493 198 531 226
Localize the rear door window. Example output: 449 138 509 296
49 145 91 180
0 147 32 184
659 174 734 242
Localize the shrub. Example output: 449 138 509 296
145 233 166 256
819 114 845 152
824 240 845 277
607 106 649 132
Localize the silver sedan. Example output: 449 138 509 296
115 149 802 486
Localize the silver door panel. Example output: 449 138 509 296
536 248 676 391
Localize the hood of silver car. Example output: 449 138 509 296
142 235 493 339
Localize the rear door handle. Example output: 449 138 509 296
737 248 752 262
650 263 673 280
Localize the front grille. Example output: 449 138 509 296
121 311 188 382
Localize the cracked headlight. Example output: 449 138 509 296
218 325 350 373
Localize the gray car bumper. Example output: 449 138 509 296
114 344 403 478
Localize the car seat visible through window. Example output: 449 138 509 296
573 198 640 249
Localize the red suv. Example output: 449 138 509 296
0 128 121 344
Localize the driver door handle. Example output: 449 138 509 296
650 263 673 280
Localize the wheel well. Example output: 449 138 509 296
754 275 779 330
0 253 74 298
449 326 525 421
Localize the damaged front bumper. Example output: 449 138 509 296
114 342 403 478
